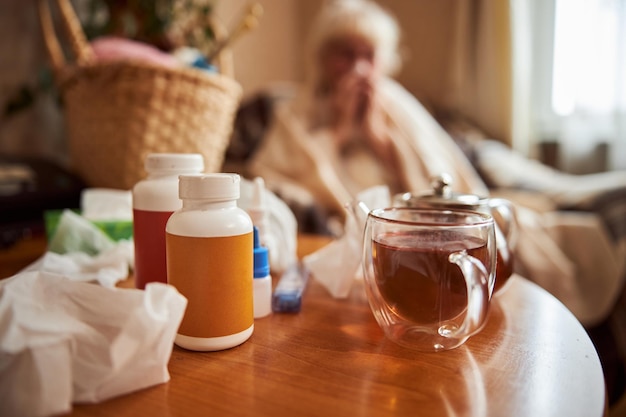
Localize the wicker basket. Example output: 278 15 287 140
38 0 243 190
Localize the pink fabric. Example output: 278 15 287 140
91 36 179 68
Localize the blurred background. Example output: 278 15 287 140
1 0 624 174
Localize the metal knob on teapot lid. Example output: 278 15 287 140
431 173 453 198
394 173 486 209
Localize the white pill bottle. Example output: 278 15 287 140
166 173 254 351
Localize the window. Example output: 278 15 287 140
531 0 626 173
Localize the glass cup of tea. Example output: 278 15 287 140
362 208 497 352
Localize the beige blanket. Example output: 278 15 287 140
477 140 626 326
249 78 626 326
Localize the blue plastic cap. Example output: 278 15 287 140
253 226 269 278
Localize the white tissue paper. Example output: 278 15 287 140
0 187 181 417
303 185 390 298
48 209 116 255
42 187 135 287
0 271 187 417
40 209 134 287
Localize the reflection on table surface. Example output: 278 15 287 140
76 278 605 416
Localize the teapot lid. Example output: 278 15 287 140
396 174 486 209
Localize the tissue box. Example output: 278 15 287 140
44 210 133 242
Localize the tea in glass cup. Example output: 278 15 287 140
362 208 496 352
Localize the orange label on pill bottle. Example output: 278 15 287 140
166 232 253 338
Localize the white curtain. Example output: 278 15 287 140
446 0 514 146
528 0 626 173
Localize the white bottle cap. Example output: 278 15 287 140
179 173 241 200
145 153 205 174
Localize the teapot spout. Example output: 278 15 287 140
343 185 392 230
344 199 372 230
355 200 371 217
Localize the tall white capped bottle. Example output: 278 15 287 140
132 153 204 289
165 173 254 351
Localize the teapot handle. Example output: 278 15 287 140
488 198 518 250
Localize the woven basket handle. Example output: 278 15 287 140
38 0 235 79
38 0 95 82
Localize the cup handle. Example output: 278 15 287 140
438 251 491 339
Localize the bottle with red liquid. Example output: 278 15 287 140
132 153 204 289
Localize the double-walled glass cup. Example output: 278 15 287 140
362 208 496 352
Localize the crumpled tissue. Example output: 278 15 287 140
0 271 187 417
40 209 134 287
44 188 134 287
49 209 117 256
0 187 183 417
302 186 390 298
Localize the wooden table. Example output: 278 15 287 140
1 235 607 416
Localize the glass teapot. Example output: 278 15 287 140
393 174 517 294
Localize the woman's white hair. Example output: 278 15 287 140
306 0 402 85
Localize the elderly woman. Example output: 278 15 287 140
248 0 626 333
249 0 486 230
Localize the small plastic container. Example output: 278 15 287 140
246 176 281 273
166 173 254 351
132 153 204 289
253 226 272 318
247 177 270 246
